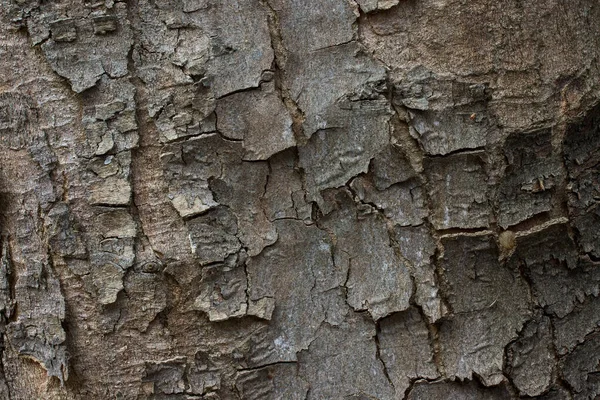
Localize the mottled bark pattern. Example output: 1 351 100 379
0 0 599 399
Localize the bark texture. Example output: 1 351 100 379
0 0 599 399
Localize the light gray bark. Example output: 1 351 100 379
0 0 599 399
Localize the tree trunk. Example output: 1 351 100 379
0 0 599 398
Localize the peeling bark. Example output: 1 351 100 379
0 0 599 398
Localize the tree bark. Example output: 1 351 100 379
0 0 599 399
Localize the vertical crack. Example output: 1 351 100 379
260 0 307 145
374 320 395 392
548 316 576 396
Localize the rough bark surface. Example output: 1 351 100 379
0 0 599 399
